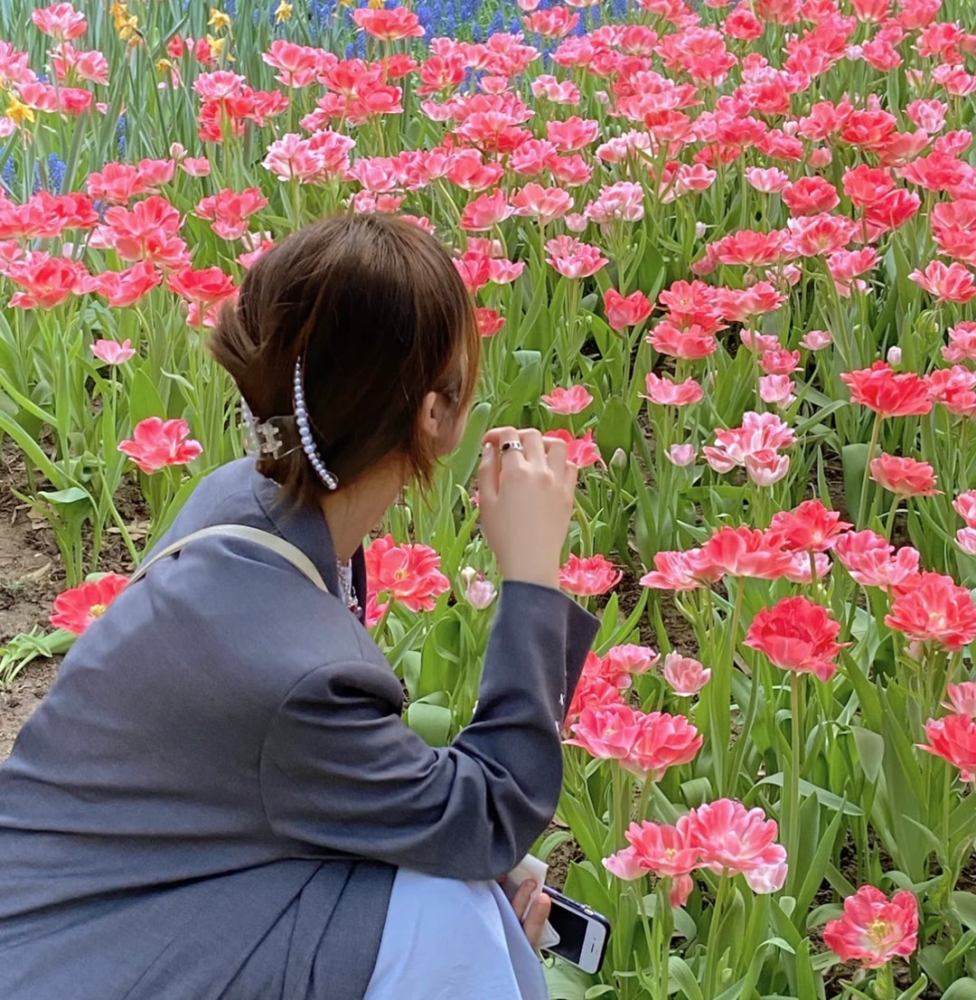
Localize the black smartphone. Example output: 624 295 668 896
541 886 612 974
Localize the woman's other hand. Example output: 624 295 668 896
508 879 553 950
478 427 578 591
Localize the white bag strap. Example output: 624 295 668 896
128 524 329 593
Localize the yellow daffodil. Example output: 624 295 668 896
208 8 232 31
6 95 34 126
206 34 227 59
275 0 293 22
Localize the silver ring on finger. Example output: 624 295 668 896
499 440 524 453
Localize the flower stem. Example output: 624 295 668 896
787 671 804 896
857 413 882 528
874 960 896 1000
703 871 731 1000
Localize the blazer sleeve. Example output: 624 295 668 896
259 581 599 881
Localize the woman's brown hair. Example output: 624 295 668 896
211 214 480 506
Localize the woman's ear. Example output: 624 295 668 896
420 389 467 456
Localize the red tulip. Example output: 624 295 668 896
841 361 933 417
744 595 845 681
6 251 87 309
119 417 203 474
824 886 919 968
365 534 450 613
603 288 653 331
50 573 128 634
566 674 621 725
474 307 505 338
542 428 603 467
885 571 976 650
769 499 852 552
919 715 976 783
702 526 795 580
869 452 939 496
167 265 237 327
86 260 162 308
559 553 622 596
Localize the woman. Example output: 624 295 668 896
0 214 599 1000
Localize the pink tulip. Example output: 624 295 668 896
666 443 697 467
460 568 497 610
545 235 608 279
460 189 513 231
944 682 976 717
541 384 593 414
91 338 135 365
603 644 660 682
681 798 788 892
559 553 622 596
566 703 642 761
801 329 833 350
759 374 796 406
118 417 202 474
604 288 653 330
953 490 976 528
824 886 918 968
663 653 711 696
644 372 703 406
958 528 976 555
623 711 702 780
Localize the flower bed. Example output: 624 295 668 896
1 0 976 996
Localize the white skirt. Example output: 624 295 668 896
363 869 550 1000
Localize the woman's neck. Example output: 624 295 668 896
320 460 404 562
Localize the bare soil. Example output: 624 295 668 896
0 466 61 758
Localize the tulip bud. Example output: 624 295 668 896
695 221 707 239
887 345 902 366
666 443 696 467
461 567 497 609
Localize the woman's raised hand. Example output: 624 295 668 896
477 427 578 591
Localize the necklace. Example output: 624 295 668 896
336 559 359 614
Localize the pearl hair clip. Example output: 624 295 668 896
239 359 339 492
293 358 339 490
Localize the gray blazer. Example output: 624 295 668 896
0 459 598 1000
